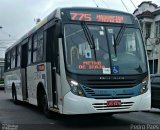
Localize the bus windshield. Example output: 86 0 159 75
64 24 147 75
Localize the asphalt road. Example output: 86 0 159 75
0 90 160 130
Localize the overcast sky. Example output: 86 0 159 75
0 0 160 58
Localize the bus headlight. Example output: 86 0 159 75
68 79 84 96
140 77 148 94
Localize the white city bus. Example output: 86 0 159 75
4 7 151 117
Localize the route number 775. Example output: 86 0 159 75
70 13 92 21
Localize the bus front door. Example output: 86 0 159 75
46 26 58 107
21 43 28 100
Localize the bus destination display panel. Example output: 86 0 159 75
68 11 133 24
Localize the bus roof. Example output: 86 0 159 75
6 7 133 52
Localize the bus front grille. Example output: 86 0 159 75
82 86 136 99
78 75 145 99
85 79 138 89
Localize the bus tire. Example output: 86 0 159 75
42 92 52 118
12 87 19 105
37 89 43 111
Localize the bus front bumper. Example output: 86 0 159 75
62 90 151 115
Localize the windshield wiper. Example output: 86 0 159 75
112 24 126 57
81 21 97 61
112 34 117 57
115 24 126 45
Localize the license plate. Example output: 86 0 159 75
107 100 121 107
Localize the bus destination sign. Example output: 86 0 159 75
70 11 132 24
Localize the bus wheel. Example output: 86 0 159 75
12 88 19 105
42 92 52 118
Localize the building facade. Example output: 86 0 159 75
133 1 160 74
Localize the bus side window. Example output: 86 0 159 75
11 49 16 69
32 31 44 63
16 46 21 67
37 31 44 62
28 37 32 65
5 52 11 70
33 34 38 63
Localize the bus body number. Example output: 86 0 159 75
70 13 92 21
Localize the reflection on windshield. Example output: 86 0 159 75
64 24 110 74
64 24 147 75
107 27 147 74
